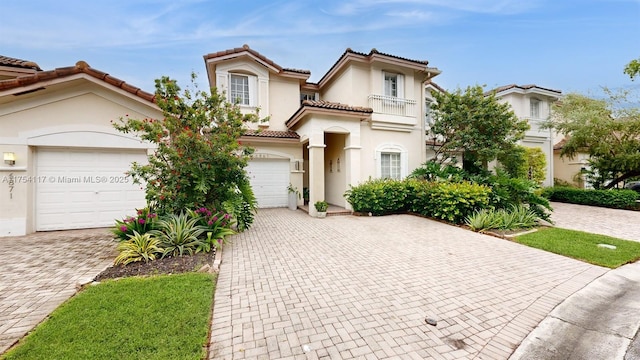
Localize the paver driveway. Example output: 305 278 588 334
550 201 640 242
0 228 116 354
209 209 608 359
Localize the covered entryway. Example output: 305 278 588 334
36 148 147 231
246 158 290 208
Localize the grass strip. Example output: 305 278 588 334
515 227 640 268
2 273 215 360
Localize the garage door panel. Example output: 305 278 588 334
36 148 147 231
247 159 290 208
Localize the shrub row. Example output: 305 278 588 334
542 187 639 209
344 179 491 224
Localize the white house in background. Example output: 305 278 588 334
0 58 162 237
491 84 562 187
204 45 441 215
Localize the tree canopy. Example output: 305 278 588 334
624 58 640 80
113 75 259 215
546 90 640 189
428 85 529 173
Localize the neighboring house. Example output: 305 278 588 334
204 45 440 215
0 59 162 236
0 55 41 80
553 137 591 188
491 84 562 187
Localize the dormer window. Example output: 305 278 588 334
530 98 541 119
383 72 404 98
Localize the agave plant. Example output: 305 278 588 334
151 213 206 258
114 231 163 265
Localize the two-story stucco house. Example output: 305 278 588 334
205 45 441 215
492 84 562 187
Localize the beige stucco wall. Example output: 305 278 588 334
554 151 588 188
0 79 161 236
268 77 301 130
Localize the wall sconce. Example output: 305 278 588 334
337 158 340 172
329 160 333 173
3 152 16 166
295 160 300 171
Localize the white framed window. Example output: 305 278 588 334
381 153 401 179
300 92 319 104
375 143 408 179
530 98 541 119
383 72 404 98
229 73 257 107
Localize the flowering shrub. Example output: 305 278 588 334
112 207 158 241
187 207 235 252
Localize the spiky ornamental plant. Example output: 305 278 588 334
113 74 260 215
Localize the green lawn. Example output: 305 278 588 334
515 227 640 268
1 273 215 360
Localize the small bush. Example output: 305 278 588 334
114 231 163 265
223 180 257 231
466 205 538 232
151 213 205 258
344 178 409 215
543 187 639 209
187 207 235 252
410 181 492 224
112 207 158 241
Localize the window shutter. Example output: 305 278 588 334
248 75 258 107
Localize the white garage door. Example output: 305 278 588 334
36 148 148 231
246 159 290 208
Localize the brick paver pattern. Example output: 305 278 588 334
550 201 640 242
209 210 607 359
0 229 116 353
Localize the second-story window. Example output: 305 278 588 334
230 74 250 106
530 98 541 119
383 72 404 98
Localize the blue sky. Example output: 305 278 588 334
2 0 639 96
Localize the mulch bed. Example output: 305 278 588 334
94 249 216 282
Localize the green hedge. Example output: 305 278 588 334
344 179 491 224
543 187 639 209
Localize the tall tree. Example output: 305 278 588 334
624 58 640 80
113 75 259 214
546 89 640 189
428 85 529 173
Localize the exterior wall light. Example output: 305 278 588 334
4 152 16 166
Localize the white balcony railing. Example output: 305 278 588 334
368 94 417 117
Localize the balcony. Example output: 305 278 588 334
367 94 418 132
368 94 417 117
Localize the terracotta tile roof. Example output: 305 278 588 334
285 100 373 128
0 61 155 102
347 48 430 66
317 47 437 86
0 55 42 71
553 137 568 150
204 44 310 75
426 81 447 94
300 100 373 113
243 129 300 139
489 83 562 95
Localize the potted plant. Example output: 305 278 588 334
303 187 309 205
314 200 328 218
287 183 300 211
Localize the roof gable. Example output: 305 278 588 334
489 84 562 100
204 44 310 80
0 61 155 103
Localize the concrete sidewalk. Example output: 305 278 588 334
510 261 640 359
